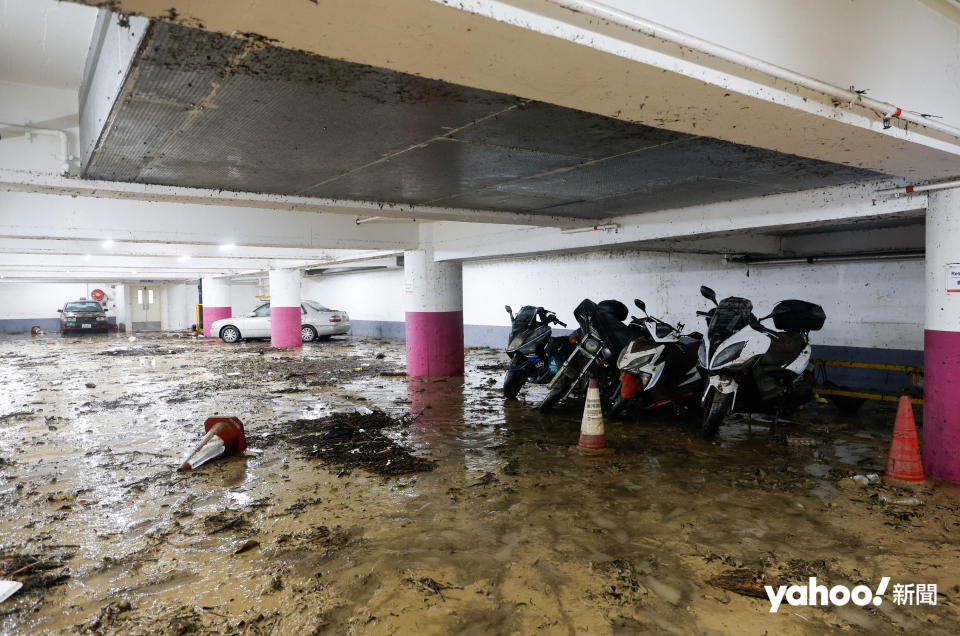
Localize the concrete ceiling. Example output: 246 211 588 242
84 21 882 221
0 0 98 89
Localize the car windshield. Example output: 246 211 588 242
64 302 103 312
304 301 331 311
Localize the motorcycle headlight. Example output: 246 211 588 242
582 337 601 354
711 341 747 367
507 335 525 352
620 353 656 372
519 339 539 354
698 342 708 368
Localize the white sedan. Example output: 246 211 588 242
211 300 350 343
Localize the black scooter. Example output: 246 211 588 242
538 299 644 412
610 299 703 418
503 305 572 399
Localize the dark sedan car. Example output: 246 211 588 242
58 301 109 334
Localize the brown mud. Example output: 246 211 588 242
1 333 959 634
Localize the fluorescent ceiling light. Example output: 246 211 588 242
219 243 236 252
102 239 115 248
177 255 191 262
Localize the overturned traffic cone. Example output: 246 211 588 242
577 378 612 456
885 396 924 482
179 416 247 471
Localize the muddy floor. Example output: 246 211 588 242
1 333 959 634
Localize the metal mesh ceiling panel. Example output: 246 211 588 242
85 22 882 220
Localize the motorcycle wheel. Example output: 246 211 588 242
537 386 565 413
503 370 525 400
608 394 627 419
701 388 733 438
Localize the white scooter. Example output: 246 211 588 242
696 286 825 437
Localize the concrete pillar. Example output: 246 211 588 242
404 250 463 377
270 268 302 348
201 277 231 337
924 189 960 483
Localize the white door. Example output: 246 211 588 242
131 285 162 331
243 303 272 338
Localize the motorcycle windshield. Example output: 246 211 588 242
573 299 599 332
708 297 753 349
511 306 540 335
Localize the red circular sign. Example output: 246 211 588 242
90 288 106 301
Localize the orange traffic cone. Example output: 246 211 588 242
179 417 247 471
885 396 924 482
577 378 611 455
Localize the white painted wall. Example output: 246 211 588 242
302 250 924 351
229 282 262 316
302 269 405 321
462 251 923 351
0 280 125 320
160 281 199 331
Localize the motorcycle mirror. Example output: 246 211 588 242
633 298 646 313
700 285 718 305
504 305 512 313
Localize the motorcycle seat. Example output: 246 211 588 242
757 332 807 368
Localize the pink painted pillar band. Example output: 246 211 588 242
271 306 302 348
405 310 464 377
202 306 231 338
923 329 960 482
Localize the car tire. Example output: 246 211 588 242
301 325 318 343
219 325 241 343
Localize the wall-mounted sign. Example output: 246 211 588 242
948 264 960 293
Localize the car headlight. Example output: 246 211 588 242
711 342 747 367
64 313 76 319
96 316 106 321
582 337 601 354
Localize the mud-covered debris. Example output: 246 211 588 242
282 410 435 476
85 383 96 389
97 346 187 357
707 568 773 599
0 549 74 592
476 363 506 372
590 559 648 605
404 576 457 601
235 540 260 554
78 600 132 634
0 411 33 422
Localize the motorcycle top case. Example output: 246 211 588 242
597 299 629 322
769 300 825 332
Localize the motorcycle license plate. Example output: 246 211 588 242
81 324 92 329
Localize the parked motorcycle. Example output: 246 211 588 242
503 305 573 399
610 299 704 418
538 299 644 412
696 285 825 437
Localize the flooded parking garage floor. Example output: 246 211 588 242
1 333 959 635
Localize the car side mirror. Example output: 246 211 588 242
57 309 63 313
700 285 718 305
634 298 646 313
